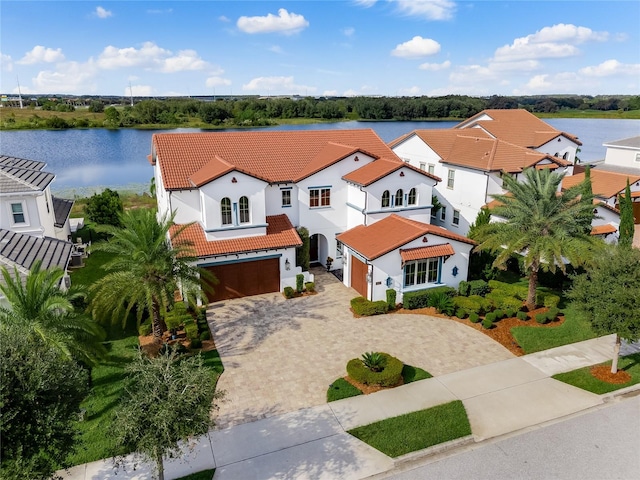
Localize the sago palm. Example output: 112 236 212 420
90 209 206 339
474 167 601 308
0 260 106 365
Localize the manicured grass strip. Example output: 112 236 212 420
348 400 471 458
68 250 115 292
327 378 363 402
327 364 433 402
175 469 216 480
511 305 597 354
553 353 640 394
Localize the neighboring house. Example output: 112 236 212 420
391 126 572 235
1 156 74 241
150 129 471 303
600 136 640 173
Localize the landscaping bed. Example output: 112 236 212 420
553 352 640 394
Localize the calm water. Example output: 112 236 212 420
1 119 638 195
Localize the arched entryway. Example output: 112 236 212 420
309 233 329 267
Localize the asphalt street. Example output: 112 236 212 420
380 394 640 480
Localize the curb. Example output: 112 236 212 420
601 382 640 402
392 435 475 467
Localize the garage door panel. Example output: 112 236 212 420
205 258 280 302
351 256 368 298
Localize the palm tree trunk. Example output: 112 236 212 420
611 334 621 374
155 447 165 480
527 266 538 310
151 300 165 339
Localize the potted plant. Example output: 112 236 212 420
326 256 333 271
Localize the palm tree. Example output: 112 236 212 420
474 167 600 309
0 260 106 365
90 209 207 340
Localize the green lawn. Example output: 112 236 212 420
175 469 216 480
348 401 471 458
327 365 432 402
553 353 640 394
69 250 114 292
511 304 597 354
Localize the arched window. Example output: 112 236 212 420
408 188 416 205
239 196 250 223
221 197 232 225
382 190 390 208
395 189 404 207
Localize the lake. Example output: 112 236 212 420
1 118 639 196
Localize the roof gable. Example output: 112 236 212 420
342 158 440 186
562 169 640 199
0 155 55 193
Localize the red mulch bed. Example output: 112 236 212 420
395 306 565 356
590 365 632 384
139 329 216 357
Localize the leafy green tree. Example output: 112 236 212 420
0 325 89 479
467 206 491 240
112 350 222 480
0 260 106 366
618 178 634 248
90 209 208 338
296 226 310 271
104 106 120 127
567 246 640 373
474 168 600 308
88 100 104 113
85 188 124 226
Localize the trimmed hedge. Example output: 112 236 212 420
347 353 404 387
486 291 522 311
536 306 560 324
453 295 491 315
516 311 529 321
386 289 397 310
199 330 211 341
469 313 480 323
482 317 493 329
296 274 305 293
468 280 490 296
488 280 528 301
403 286 456 310
351 296 389 316
283 286 295 299
305 282 315 293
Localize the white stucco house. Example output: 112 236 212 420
150 129 475 303
390 110 578 235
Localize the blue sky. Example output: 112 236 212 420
1 1 639 97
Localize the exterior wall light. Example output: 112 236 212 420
452 266 459 277
366 272 372 283
386 276 393 287
285 258 291 270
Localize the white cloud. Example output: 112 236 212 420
242 76 316 94
219 15 230 23
392 36 440 58
579 59 640 77
1 52 14 72
323 90 339 96
18 46 65 65
398 86 422 96
394 0 456 21
268 45 284 54
127 84 154 96
96 42 208 72
94 6 112 19
237 8 309 35
206 76 232 88
493 23 608 62
354 0 377 7
342 27 355 37
419 60 451 71
31 61 98 93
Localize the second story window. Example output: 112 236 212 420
419 162 426 171
382 190 390 208
281 190 291 207
10 203 26 224
447 169 455 189
428 164 435 175
310 187 331 208
453 209 460 226
395 189 403 207
440 206 447 222
408 188 417 206
239 196 250 223
221 197 232 225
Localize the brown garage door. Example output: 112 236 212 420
633 202 640 224
204 258 280 302
350 255 368 298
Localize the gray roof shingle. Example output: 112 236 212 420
0 229 72 273
0 155 55 193
52 196 74 228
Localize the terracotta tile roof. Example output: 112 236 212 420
593 200 620 215
455 109 581 147
336 214 475 261
400 243 455 262
562 170 640 199
591 224 617 235
152 129 401 190
342 158 441 186
169 214 302 258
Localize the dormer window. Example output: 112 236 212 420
239 196 250 223
382 190 390 208
221 197 232 225
395 189 403 207
408 188 417 206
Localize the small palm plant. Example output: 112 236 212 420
361 351 386 372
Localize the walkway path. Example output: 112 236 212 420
60 335 640 480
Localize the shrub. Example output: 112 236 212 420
138 323 152 336
165 316 182 332
284 286 295 299
458 281 471 297
486 291 522 311
403 286 455 310
543 295 560 309
199 330 211 341
516 311 529 321
535 313 549 324
453 295 491 315
305 282 315 293
455 308 468 319
85 188 123 226
386 289 397 310
469 313 480 323
428 291 455 316
196 307 207 325
350 297 389 316
468 279 490 296
159 342 188 356
296 274 304 293
482 317 493 329
493 309 504 320
361 352 386 372
347 353 403 387
190 338 202 349
296 227 310 272
547 307 560 321
505 308 516 318
488 280 528 301
484 312 497 323
184 322 199 341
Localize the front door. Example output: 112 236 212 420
350 255 368 298
309 234 319 263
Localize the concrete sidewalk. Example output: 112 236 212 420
59 334 639 480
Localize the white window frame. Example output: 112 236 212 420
394 189 404 207
428 164 435 175
404 258 439 287
407 188 417 206
281 189 291 207
382 190 390 208
447 169 455 189
419 162 426 171
221 197 232 225
440 205 447 221
309 187 331 208
239 196 250 224
9 201 28 225
336 240 343 259
453 209 460 226
635 153 640 163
